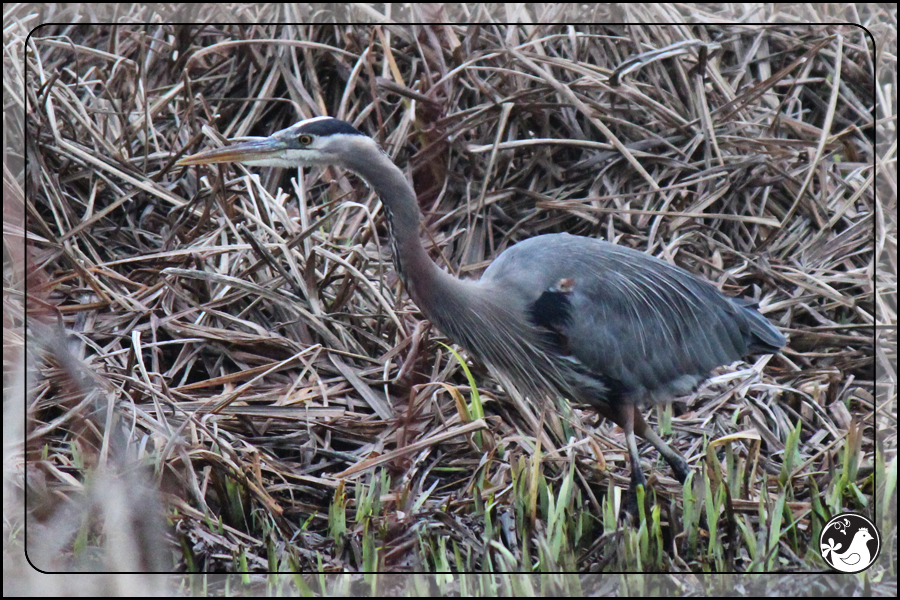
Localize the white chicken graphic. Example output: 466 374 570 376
822 526 874 572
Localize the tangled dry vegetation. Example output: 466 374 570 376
6 6 894 590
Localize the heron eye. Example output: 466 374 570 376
297 134 313 146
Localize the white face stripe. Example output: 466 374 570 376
289 116 337 128
274 116 365 143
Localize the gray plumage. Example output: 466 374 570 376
480 234 784 404
178 116 786 504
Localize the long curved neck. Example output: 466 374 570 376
346 150 465 314
344 146 576 408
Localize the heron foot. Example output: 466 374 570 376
670 454 691 484
617 479 649 523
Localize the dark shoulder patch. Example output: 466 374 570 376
299 118 365 137
529 283 574 331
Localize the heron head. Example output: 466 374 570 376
177 116 375 170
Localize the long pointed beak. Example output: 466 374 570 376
176 137 289 166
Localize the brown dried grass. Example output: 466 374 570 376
6 4 894 586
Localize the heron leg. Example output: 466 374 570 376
632 410 691 483
619 403 646 519
620 404 647 491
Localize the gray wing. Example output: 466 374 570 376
481 233 785 402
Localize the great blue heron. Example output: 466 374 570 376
177 116 786 506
